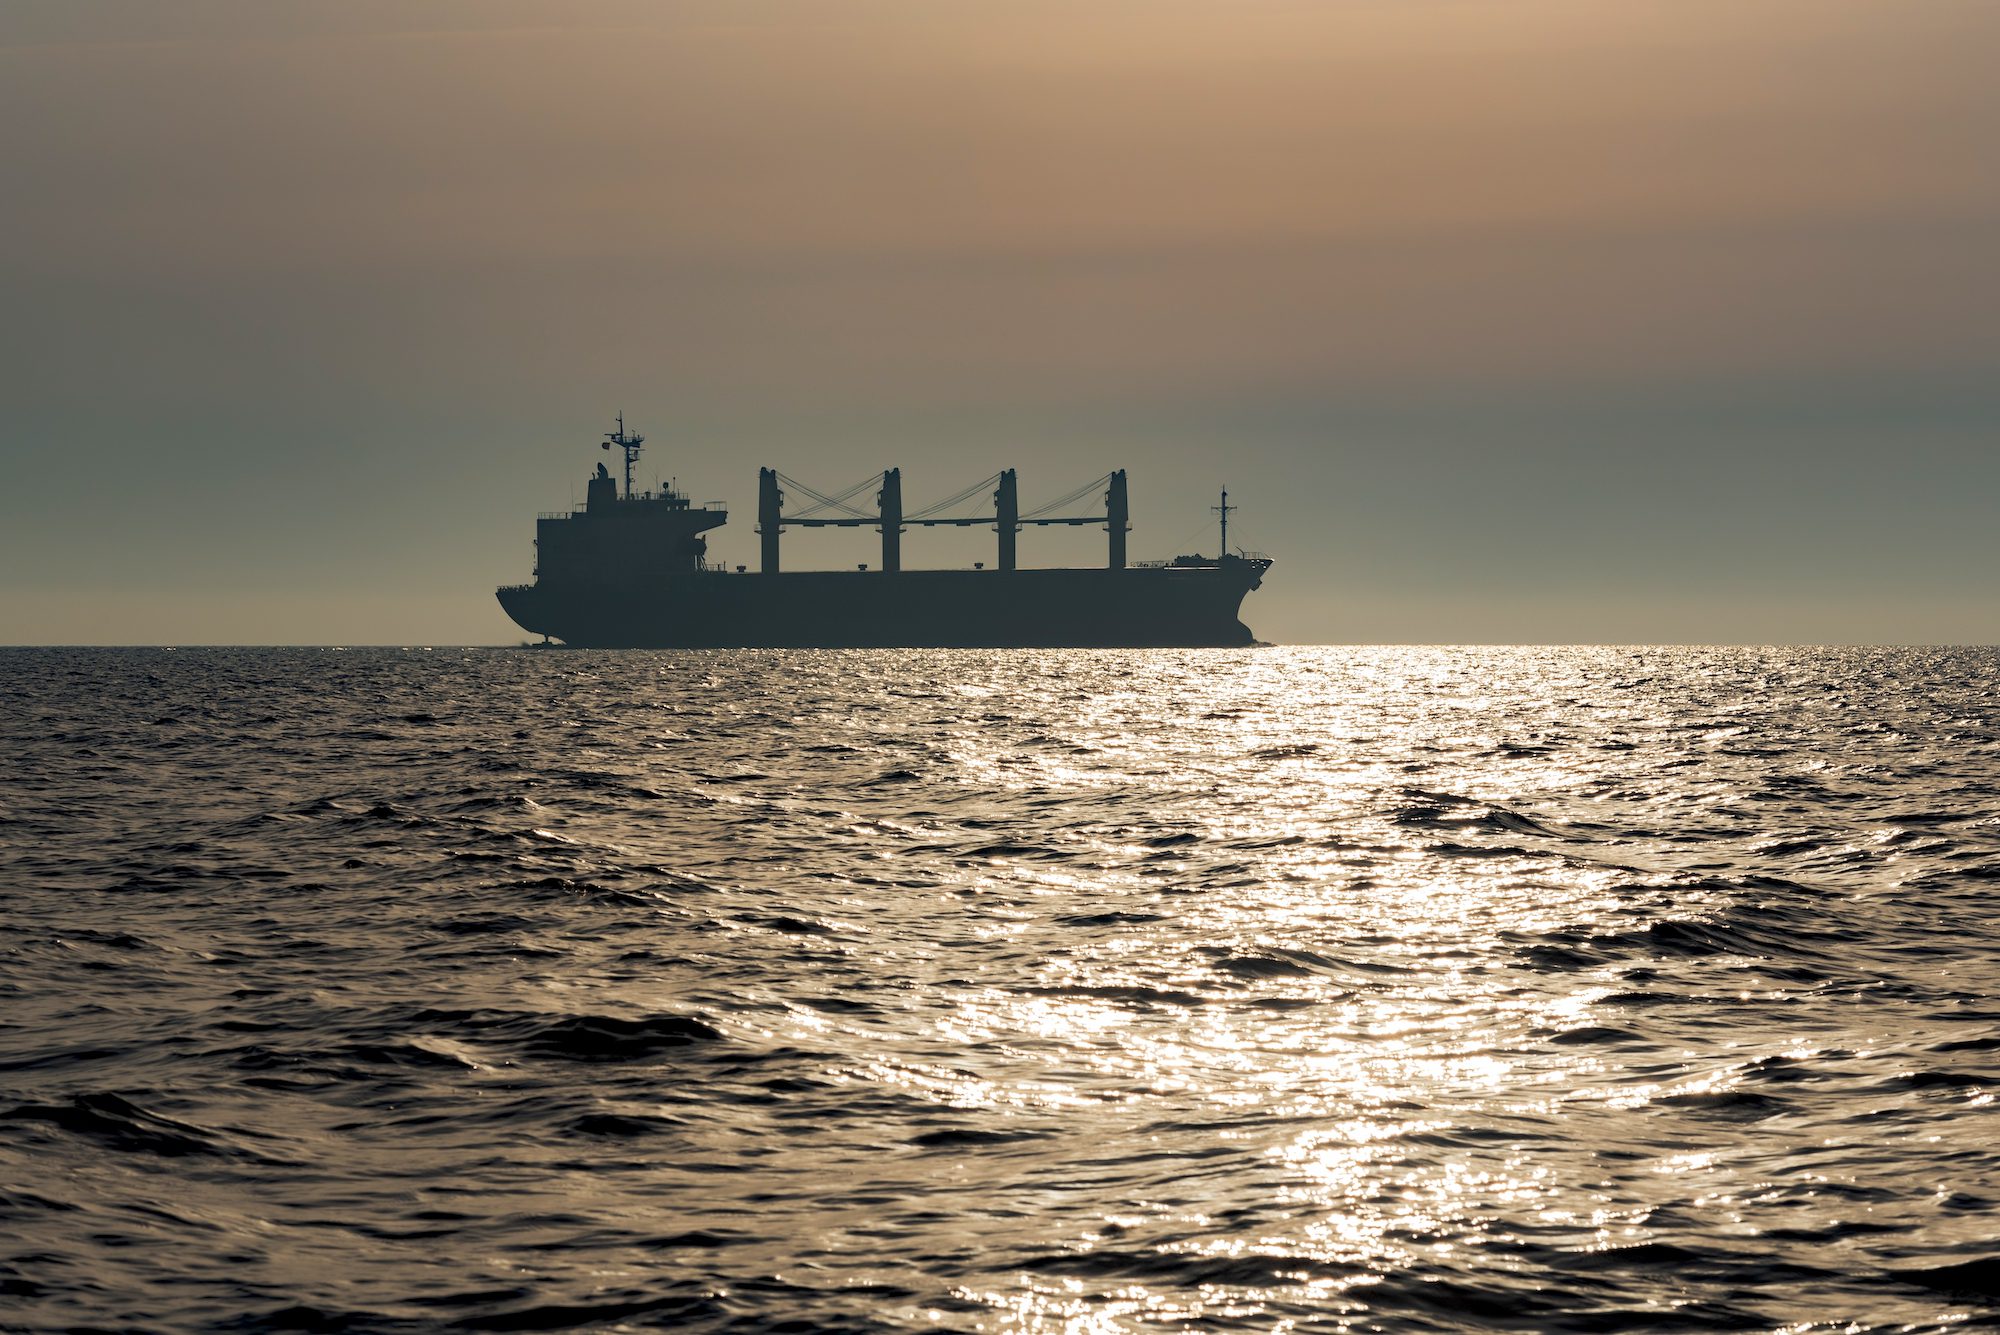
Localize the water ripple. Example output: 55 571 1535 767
3 645 1999 1330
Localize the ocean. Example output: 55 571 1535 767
3 645 1999 1332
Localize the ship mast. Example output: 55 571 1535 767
1212 488 1234 560
602 412 645 499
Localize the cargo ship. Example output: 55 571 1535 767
496 417 1271 648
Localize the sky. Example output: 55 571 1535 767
2 0 1995 644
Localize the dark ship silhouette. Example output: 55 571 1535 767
497 417 1272 648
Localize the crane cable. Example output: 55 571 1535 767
779 471 879 520
1020 472 1112 521
906 472 1003 521
778 469 1119 523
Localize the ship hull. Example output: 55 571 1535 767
497 565 1266 648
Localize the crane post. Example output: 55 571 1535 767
1106 469 1129 569
758 467 782 574
879 468 902 573
995 469 1018 572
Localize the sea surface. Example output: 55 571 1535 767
4 646 2000 1333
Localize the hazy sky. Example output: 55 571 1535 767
3 0 1995 643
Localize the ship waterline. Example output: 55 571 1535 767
496 419 1272 648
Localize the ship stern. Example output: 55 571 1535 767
496 584 559 641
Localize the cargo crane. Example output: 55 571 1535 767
756 468 1130 575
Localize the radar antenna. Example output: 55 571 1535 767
600 411 645 499
1212 488 1234 559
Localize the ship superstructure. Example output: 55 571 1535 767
498 418 1271 648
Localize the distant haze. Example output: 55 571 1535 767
3 0 1995 644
